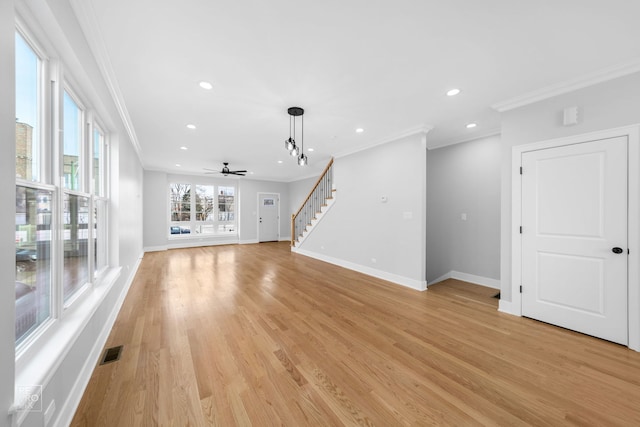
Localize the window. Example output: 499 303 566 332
169 182 236 236
93 126 104 196
15 32 50 346
62 193 90 303
15 32 40 182
217 186 235 233
63 91 83 191
15 187 52 345
170 183 191 234
14 28 110 347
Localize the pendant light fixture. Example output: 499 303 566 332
285 113 296 151
285 107 307 166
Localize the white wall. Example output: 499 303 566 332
0 1 16 426
239 179 291 243
500 71 640 303
6 1 145 426
142 172 292 249
143 170 170 249
426 134 501 284
296 133 427 290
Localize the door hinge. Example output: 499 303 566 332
520 166 523 175
519 226 523 234
520 285 523 293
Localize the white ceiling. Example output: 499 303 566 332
80 0 640 182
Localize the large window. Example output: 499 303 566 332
169 183 236 236
14 29 110 347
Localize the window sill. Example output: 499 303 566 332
12 267 122 423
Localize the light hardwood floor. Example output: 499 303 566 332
72 242 640 426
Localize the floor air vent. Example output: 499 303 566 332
100 345 123 365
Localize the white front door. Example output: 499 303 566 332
521 136 628 345
258 193 279 242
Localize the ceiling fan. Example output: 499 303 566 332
204 162 247 176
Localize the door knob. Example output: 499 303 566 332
612 247 624 254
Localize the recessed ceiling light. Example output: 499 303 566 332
249 171 254 175
308 148 314 152
356 128 364 133
466 122 477 129
186 124 196 130
180 146 188 150
199 81 213 90
277 160 283 164
175 163 181 167
447 88 461 96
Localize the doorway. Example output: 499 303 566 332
258 193 279 242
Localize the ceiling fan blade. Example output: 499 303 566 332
203 168 219 171
232 170 247 173
228 171 246 176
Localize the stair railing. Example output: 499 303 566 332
291 158 334 246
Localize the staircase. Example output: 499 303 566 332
291 158 335 247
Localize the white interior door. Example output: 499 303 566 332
521 136 628 345
258 193 279 242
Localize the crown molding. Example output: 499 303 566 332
69 0 145 167
427 128 501 150
492 58 640 113
334 124 433 159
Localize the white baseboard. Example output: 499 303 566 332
498 299 519 316
427 272 454 286
55 253 142 427
428 270 500 290
143 245 168 252
239 239 259 245
292 247 427 291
